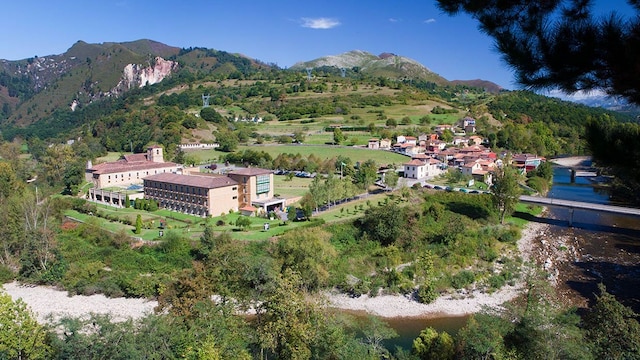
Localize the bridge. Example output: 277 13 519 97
519 195 640 226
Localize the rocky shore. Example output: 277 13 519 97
1 282 157 323
326 221 549 318
1 220 550 322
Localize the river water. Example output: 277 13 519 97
382 163 640 352
545 165 640 312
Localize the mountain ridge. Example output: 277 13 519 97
0 39 502 132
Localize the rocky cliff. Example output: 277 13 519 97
116 57 178 92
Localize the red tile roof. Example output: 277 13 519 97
90 160 179 175
143 173 238 189
404 159 426 166
122 154 148 163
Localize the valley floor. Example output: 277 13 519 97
2 221 548 322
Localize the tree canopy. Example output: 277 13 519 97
437 0 640 104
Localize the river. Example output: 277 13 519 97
381 161 640 351
545 164 640 312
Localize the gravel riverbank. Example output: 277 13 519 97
326 221 548 318
1 282 158 324
1 222 548 322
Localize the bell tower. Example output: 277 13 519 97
147 146 164 163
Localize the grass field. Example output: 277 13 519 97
187 145 410 166
273 175 313 198
237 145 410 165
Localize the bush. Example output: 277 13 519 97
487 274 506 289
497 227 520 244
526 176 549 194
416 282 438 304
0 264 15 283
451 270 475 289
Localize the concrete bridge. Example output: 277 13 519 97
519 195 640 226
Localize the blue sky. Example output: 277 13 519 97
1 1 636 90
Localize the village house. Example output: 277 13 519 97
434 124 454 135
512 153 545 173
368 138 380 149
403 158 445 180
468 135 484 145
379 138 392 149
452 136 469 147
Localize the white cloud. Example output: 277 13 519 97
300 17 341 29
423 18 436 24
389 18 400 23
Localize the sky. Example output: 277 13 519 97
1 1 636 90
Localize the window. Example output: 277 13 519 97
256 175 270 194
233 196 237 200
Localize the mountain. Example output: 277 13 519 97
290 50 449 84
0 39 271 128
548 90 640 117
450 79 503 94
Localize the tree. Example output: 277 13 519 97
383 169 399 190
200 107 225 123
20 190 59 278
439 129 454 143
0 291 51 359
135 214 142 234
272 228 337 291
214 130 238 152
299 193 315 220
436 0 640 104
419 115 432 125
456 313 512 360
385 118 397 127
584 283 640 359
293 130 306 143
333 127 345 145
63 158 85 195
412 327 455 360
41 144 75 186
358 202 405 246
491 165 521 224
355 159 378 190
359 316 398 358
235 216 252 231
257 269 320 360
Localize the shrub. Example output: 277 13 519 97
487 274 506 289
451 270 475 289
416 282 438 304
497 227 520 243
526 176 549 194
0 264 15 283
